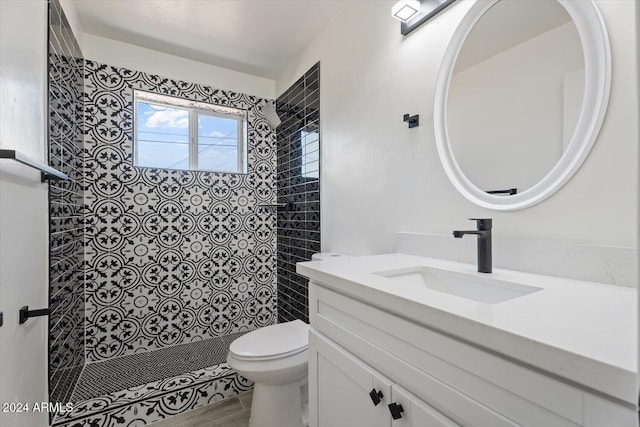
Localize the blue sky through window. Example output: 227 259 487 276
137 102 190 169
136 100 241 172
198 114 238 172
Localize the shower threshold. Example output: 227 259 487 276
52 332 252 427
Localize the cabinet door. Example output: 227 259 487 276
390 385 461 427
310 329 392 427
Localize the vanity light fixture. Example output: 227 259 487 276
394 0 457 36
391 0 421 22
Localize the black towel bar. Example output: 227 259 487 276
19 306 51 324
0 149 68 182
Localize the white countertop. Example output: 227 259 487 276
297 253 637 404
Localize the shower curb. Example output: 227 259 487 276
53 371 252 427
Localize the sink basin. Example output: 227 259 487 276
374 266 542 304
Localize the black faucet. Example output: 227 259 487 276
453 218 492 273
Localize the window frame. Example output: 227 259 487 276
133 90 248 174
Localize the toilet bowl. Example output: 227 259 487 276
227 320 309 427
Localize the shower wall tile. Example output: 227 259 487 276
83 61 277 362
48 0 86 405
276 63 321 323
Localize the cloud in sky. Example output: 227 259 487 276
208 131 227 138
145 109 189 129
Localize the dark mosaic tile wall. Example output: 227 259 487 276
82 62 277 362
48 0 86 405
276 63 321 323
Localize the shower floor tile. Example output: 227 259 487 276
72 332 245 401
53 333 252 427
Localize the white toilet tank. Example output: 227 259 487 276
311 252 348 261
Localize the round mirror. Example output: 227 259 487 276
434 0 611 210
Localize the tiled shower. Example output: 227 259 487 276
48 0 85 406
81 59 276 362
46 1 319 425
276 64 321 324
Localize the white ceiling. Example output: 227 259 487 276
73 0 347 79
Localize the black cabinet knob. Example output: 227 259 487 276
369 388 384 406
388 402 404 420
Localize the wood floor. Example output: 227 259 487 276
149 391 252 427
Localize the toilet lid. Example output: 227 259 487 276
229 320 309 360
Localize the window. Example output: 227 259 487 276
301 129 319 179
134 91 247 173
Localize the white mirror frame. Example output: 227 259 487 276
434 0 611 211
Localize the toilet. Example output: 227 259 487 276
227 319 309 427
227 254 347 426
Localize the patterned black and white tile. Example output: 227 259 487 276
53 333 252 426
48 0 86 406
53 368 252 426
83 61 278 362
72 332 245 402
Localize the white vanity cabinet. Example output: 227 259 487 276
307 282 637 427
391 384 461 427
311 330 391 427
311 330 462 427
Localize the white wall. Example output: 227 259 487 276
276 0 639 255
59 0 84 48
58 0 275 98
0 1 50 426
83 34 276 99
